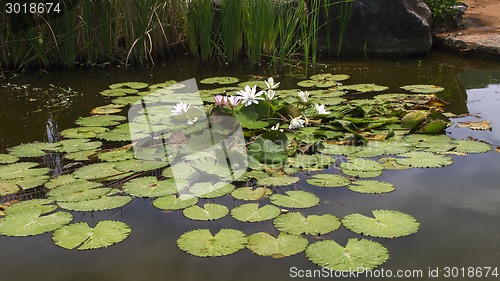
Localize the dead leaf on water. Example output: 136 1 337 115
456 120 492 131
496 147 500 153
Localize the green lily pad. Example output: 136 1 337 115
8 142 60 158
4 199 56 215
0 182 19 196
306 239 389 271
342 210 420 238
247 137 288 164
97 125 133 141
45 175 77 189
341 169 383 178
0 154 19 164
91 104 125 114
401 111 426 130
231 187 272 201
177 229 248 257
0 162 50 180
287 154 335 170
189 182 235 198
115 159 168 173
109 82 149 90
52 220 131 250
112 96 143 105
247 232 308 258
452 140 492 154
75 115 126 127
306 174 350 188
273 212 341 235
6 175 50 190
54 139 102 153
347 180 395 194
73 163 126 181
61 127 108 139
310 73 350 81
319 143 361 156
379 157 412 170
98 149 135 162
152 194 198 210
200 76 239 85
0 209 73 237
230 203 281 222
338 84 389 93
368 140 414 155
47 179 109 202
269 190 320 209
340 158 384 172
122 177 178 198
396 152 453 168
257 174 300 187
182 203 229 221
64 150 97 161
58 195 131 212
400 84 445 94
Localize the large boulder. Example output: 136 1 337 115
320 0 433 56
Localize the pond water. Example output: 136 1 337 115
1 52 499 281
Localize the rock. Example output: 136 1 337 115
319 0 433 56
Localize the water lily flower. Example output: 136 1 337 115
187 117 199 125
298 91 309 104
237 85 264 106
271 123 284 132
315 104 331 115
227 95 241 108
265 90 276 101
214 95 227 106
265 77 280 90
289 117 306 130
171 101 190 115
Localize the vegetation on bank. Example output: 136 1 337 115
424 0 461 30
0 0 354 71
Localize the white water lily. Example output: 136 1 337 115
271 123 283 132
237 85 264 106
298 91 309 103
171 101 190 115
265 90 276 101
315 104 331 115
265 77 280 90
187 117 199 125
289 117 306 130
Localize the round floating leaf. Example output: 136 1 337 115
54 139 102 153
306 239 389 271
45 175 77 189
91 104 125 114
0 154 18 164
47 180 109 202
247 232 308 258
231 203 281 222
401 111 426 130
98 149 134 162
64 150 97 161
122 177 177 198
339 84 389 93
0 209 73 237
58 196 131 212
189 182 235 198
396 152 453 168
379 157 411 170
4 199 56 215
347 180 395 194
342 210 420 238
452 140 492 154
257 175 300 187
182 203 229 221
97 125 132 141
340 158 384 172
231 187 272 201
177 229 247 257
112 96 143 105
7 175 50 190
8 142 60 158
274 212 340 235
200 76 239 85
109 82 149 90
115 159 168 173
287 154 335 170
0 162 50 180
306 174 350 188
319 143 361 156
310 73 350 81
270 191 320 209
75 115 126 127
0 182 19 196
400 84 444 94
52 220 131 250
342 169 383 178
73 163 125 181
368 140 414 155
61 127 108 139
153 194 198 210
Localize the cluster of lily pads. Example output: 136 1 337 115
0 75 493 271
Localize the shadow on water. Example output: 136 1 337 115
1 51 500 281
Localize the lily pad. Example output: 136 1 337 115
0 209 73 237
269 190 320 209
310 73 350 81
8 142 60 158
61 127 108 139
4 199 56 215
189 182 235 198
52 220 131 250
200 76 239 85
341 169 383 178
230 203 281 222
47 179 109 202
379 157 412 170
6 175 50 190
152 194 198 210
0 182 19 196
306 174 350 188
91 104 125 115
182 203 229 221
342 210 420 238
247 232 308 258
456 120 492 131
0 162 50 180
0 154 19 164
319 143 361 156
306 239 389 271
64 150 97 161
396 152 453 168
273 212 341 235
347 180 395 194
115 159 168 173
73 163 126 181
109 82 149 90
122 177 178 198
58 195 131 212
338 84 389 93
257 174 300 187
400 84 445 94
452 140 492 154
54 139 102 153
177 229 248 257
98 149 135 162
75 115 126 127
231 187 272 201
340 158 384 172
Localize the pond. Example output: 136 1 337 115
1 51 499 281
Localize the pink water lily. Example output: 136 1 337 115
227 96 241 107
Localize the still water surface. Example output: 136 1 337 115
1 52 499 281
